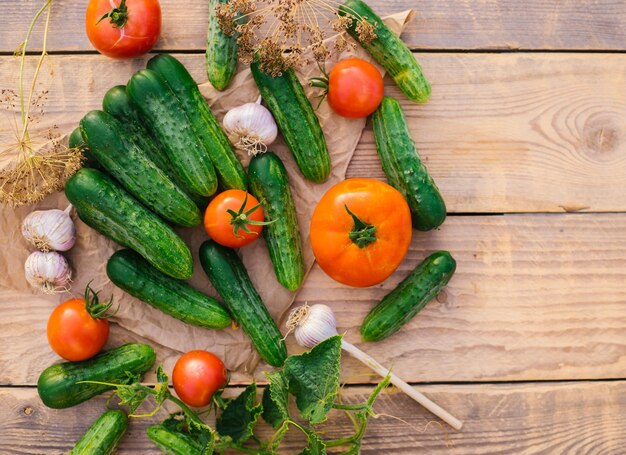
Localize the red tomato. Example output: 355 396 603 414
310 178 412 287
172 351 228 407
327 58 384 118
204 190 266 248
47 297 110 361
86 0 161 59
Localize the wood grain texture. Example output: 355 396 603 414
1 53 625 213
1 381 625 454
2 0 625 53
3 213 626 386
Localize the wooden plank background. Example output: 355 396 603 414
0 0 625 453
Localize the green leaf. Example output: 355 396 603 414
216 383 262 445
300 431 327 455
264 420 290 454
154 365 170 405
262 372 290 428
284 335 342 424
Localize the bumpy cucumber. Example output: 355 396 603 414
127 69 218 197
107 249 231 330
65 168 193 280
372 96 446 230
199 240 287 367
206 0 240 91
70 126 100 169
147 54 247 190
339 0 431 103
69 410 128 455
251 61 331 183
248 152 305 291
37 343 155 409
147 425 203 455
80 110 201 228
360 251 456 342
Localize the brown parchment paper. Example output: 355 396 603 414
0 10 413 375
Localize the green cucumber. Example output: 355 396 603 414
70 126 100 169
360 251 456 342
339 0 431 103
372 96 446 230
102 85 173 178
127 69 218 197
65 168 193 280
248 152 305 291
37 343 155 409
206 0 240 91
107 249 231 330
199 240 287 367
80 110 201 228
69 410 128 455
251 61 330 183
147 54 247 190
147 425 203 455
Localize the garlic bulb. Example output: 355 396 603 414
223 97 278 156
24 251 72 294
22 205 76 252
286 303 464 430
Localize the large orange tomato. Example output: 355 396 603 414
86 0 161 59
310 178 412 287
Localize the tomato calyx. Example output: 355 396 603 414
97 0 129 29
309 64 330 108
83 283 114 319
345 205 377 248
226 192 274 239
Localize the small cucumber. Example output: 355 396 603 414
65 168 193 280
360 251 456 342
251 61 331 183
70 126 101 171
127 69 218 197
147 54 247 191
37 343 155 409
248 152 305 291
372 96 446 230
339 0 431 103
147 425 203 455
80 110 201 228
206 0 240 91
199 240 287 367
69 409 128 455
107 249 231 330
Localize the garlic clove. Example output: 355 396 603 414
24 251 72 294
223 101 278 156
22 206 76 252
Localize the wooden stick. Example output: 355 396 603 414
341 339 463 430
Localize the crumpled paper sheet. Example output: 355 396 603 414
0 10 413 375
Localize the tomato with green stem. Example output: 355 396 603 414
47 285 112 361
86 0 161 59
172 350 228 408
310 58 384 118
204 189 273 248
310 178 412 287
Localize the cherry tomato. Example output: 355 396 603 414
86 0 161 59
204 190 266 248
310 178 412 287
47 289 110 361
172 350 228 407
326 58 384 118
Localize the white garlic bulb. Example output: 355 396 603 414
24 251 72 294
287 304 339 348
223 97 278 156
22 205 76 252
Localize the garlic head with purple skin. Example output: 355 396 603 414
24 251 72 294
223 97 278 156
22 205 76 252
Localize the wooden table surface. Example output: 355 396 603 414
1 1 626 453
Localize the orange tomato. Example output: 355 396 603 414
172 350 228 407
326 58 384 118
86 0 161 59
310 178 412 287
204 190 266 248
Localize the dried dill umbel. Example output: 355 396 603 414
216 0 377 75
0 0 83 208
